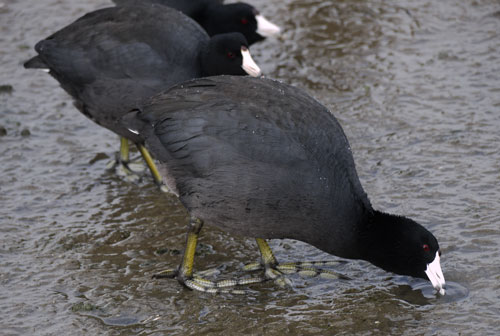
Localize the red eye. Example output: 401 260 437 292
241 18 249 25
423 244 430 252
227 52 235 59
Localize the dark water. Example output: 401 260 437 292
1 0 499 334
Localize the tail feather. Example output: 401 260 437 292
121 109 150 140
23 56 47 69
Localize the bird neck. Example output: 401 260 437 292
356 210 410 270
195 1 225 35
198 41 213 77
308 202 375 260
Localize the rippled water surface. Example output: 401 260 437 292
1 0 499 335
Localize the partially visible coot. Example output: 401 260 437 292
113 0 281 45
124 75 446 295
24 5 261 185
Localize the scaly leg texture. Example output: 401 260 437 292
107 137 142 182
246 238 348 287
153 217 263 294
107 137 168 191
153 223 347 293
136 144 168 192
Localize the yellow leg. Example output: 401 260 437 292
136 144 164 187
154 235 345 293
177 217 204 282
120 137 130 163
108 137 140 182
255 238 278 267
251 239 348 284
254 238 290 286
154 218 264 293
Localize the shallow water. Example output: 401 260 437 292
1 0 499 334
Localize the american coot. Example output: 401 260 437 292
124 75 446 295
24 5 261 186
112 0 281 45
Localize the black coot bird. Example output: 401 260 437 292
112 0 281 45
24 5 261 186
124 76 446 295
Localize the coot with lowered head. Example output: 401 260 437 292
113 0 281 45
123 75 446 295
24 5 261 185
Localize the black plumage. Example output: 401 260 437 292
24 5 257 145
113 0 280 45
124 76 446 292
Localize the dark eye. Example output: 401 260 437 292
241 18 249 25
423 244 430 252
227 51 235 59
